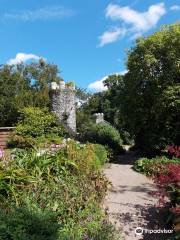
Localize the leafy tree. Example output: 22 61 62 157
0 65 33 126
79 24 180 150
75 87 92 134
123 24 180 152
25 59 61 107
77 75 132 144
0 60 61 126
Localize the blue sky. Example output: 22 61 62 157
0 0 179 91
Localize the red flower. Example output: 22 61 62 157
167 145 180 158
154 163 180 208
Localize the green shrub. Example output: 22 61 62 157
133 156 180 176
84 123 123 152
0 207 59 240
134 156 180 239
93 144 109 167
0 141 120 240
8 107 68 148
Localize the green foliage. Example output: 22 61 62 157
84 123 123 152
76 110 94 138
93 144 109 167
78 24 180 151
0 60 62 126
77 75 133 145
134 156 180 238
66 81 74 88
133 156 180 176
75 87 91 103
9 107 68 148
0 207 59 240
0 141 120 239
123 24 180 152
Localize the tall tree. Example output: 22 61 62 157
123 24 180 151
77 74 132 143
0 60 61 126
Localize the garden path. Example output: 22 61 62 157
103 149 170 240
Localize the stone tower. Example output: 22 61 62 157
50 80 76 133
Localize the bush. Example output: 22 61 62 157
133 156 180 176
154 163 180 237
8 107 68 148
154 163 180 207
93 144 109 167
0 207 59 240
0 141 120 240
134 156 180 238
84 123 123 152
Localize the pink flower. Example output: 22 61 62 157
0 148 4 158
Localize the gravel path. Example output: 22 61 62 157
103 151 171 240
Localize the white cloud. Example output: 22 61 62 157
170 5 180 11
120 69 128 75
99 2 166 45
88 71 127 92
3 6 74 21
106 3 166 33
7 53 42 65
98 27 126 47
88 76 108 92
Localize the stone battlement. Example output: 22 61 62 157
51 80 75 91
93 113 105 124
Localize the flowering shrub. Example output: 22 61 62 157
154 163 180 207
153 163 180 236
134 156 180 236
167 145 180 158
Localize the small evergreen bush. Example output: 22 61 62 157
84 123 123 152
0 207 59 240
8 107 68 148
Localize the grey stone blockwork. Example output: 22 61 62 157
50 81 76 133
93 113 105 124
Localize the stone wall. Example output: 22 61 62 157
50 81 76 133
